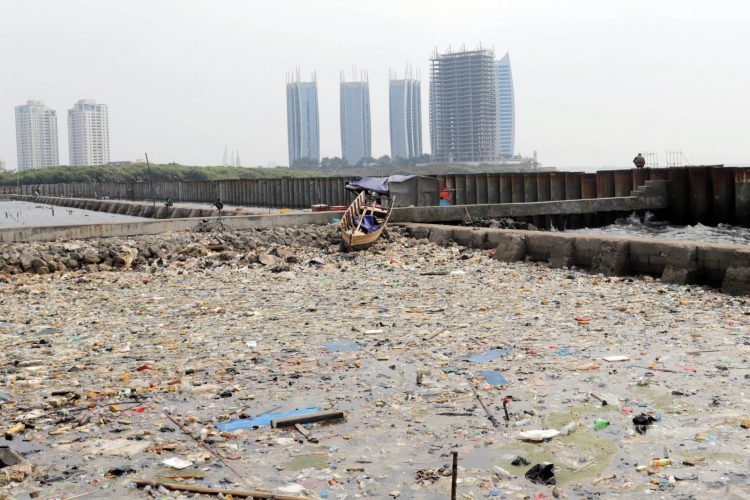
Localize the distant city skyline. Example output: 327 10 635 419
2 1 749 169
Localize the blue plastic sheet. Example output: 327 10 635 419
216 407 322 431
324 341 362 352
479 370 509 386
466 349 512 363
345 175 415 195
554 348 574 356
353 215 381 233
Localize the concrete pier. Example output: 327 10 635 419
401 223 750 294
3 181 667 243
2 165 749 227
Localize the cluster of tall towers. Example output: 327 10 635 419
14 99 110 171
286 47 515 167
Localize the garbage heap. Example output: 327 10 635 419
1 226 749 498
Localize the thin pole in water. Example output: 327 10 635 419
451 451 458 500
145 153 156 215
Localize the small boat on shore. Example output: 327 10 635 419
339 181 394 251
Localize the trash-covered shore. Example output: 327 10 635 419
1 226 750 499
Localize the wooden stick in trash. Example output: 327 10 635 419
132 479 315 500
293 423 319 443
271 410 345 428
590 393 608 406
469 382 501 428
451 451 458 500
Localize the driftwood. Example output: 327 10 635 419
270 410 345 428
132 479 314 499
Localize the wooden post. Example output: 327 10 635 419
451 451 458 500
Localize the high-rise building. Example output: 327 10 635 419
340 78 371 166
15 100 59 171
430 48 497 163
389 77 422 160
286 75 320 167
495 53 515 158
68 99 110 166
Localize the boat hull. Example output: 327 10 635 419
339 191 393 252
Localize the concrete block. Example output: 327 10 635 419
591 240 630 276
722 267 750 296
526 232 569 261
661 266 700 285
549 238 574 269
572 236 601 267
485 229 516 248
663 245 698 268
427 226 453 245
492 234 527 262
406 226 431 240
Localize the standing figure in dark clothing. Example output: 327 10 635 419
633 153 646 169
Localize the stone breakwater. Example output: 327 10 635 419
0 225 343 277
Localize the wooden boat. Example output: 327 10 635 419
339 190 394 251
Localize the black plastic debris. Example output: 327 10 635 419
105 466 135 477
525 463 555 485
511 456 530 466
633 413 657 434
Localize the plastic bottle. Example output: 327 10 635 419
594 419 609 431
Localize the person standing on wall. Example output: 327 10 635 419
633 153 646 168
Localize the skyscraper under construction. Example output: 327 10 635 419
429 48 497 163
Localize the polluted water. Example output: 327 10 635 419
0 225 749 498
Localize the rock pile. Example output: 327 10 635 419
0 225 343 277
464 217 539 231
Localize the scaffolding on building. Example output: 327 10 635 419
429 47 497 163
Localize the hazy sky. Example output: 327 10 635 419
2 0 749 170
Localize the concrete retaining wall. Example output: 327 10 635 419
3 165 747 226
10 195 235 219
4 180 667 242
388 180 667 224
400 223 750 295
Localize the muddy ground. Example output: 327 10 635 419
1 228 749 499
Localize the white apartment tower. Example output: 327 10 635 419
15 100 59 171
68 99 110 166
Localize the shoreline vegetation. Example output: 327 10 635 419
0 162 538 186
